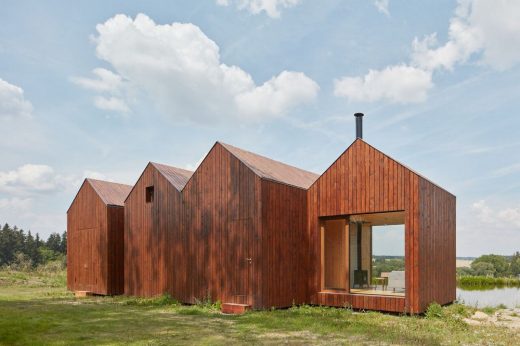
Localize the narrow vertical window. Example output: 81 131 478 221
145 186 154 203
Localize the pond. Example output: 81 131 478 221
456 287 520 308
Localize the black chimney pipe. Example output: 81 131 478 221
354 112 364 139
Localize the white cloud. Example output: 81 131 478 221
334 65 432 104
235 71 319 118
473 200 520 229
0 198 66 237
0 164 80 196
71 68 124 93
82 170 108 181
0 78 33 120
0 197 32 212
335 0 520 104
411 1 482 71
72 68 129 113
374 0 390 16
468 0 520 70
75 14 317 122
94 96 130 113
216 0 301 18
412 0 520 71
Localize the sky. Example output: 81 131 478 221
0 0 519 257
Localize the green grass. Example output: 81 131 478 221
1 269 519 345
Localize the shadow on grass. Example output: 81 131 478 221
1 293 519 345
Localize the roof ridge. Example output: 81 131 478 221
150 161 193 191
86 177 132 188
85 178 132 207
218 141 319 175
218 141 319 189
150 161 193 173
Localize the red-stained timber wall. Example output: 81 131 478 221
181 144 261 306
67 182 124 295
124 144 309 309
308 139 456 313
418 178 457 312
124 163 183 296
83 138 454 313
260 180 308 308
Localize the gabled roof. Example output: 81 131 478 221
219 142 319 190
312 138 454 196
151 162 193 191
87 179 133 206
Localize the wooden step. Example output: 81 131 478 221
221 303 250 314
75 291 95 298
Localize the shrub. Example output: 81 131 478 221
457 275 520 288
194 294 221 311
7 253 33 271
37 259 65 273
425 303 443 319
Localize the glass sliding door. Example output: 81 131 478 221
349 211 405 297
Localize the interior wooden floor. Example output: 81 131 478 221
350 288 405 297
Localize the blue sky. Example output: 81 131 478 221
1 0 519 257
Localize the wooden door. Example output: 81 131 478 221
228 218 251 304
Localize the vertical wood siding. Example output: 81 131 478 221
124 164 183 296
181 144 261 306
260 180 308 308
72 138 455 313
418 178 457 311
67 181 124 295
124 144 268 307
308 139 455 313
123 143 309 308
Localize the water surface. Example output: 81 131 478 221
456 287 520 308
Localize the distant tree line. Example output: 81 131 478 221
372 256 405 277
457 253 520 278
0 223 66 268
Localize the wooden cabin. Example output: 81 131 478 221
123 143 317 310
308 138 456 314
67 114 456 313
67 178 132 295
124 162 192 296
179 142 317 309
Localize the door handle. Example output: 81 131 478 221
246 258 252 264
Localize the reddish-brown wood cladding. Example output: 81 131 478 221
180 143 262 306
316 292 405 313
73 137 455 313
260 180 308 308
418 178 457 311
67 180 126 295
124 163 184 296
308 139 455 313
124 143 310 309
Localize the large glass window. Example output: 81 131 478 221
349 211 405 297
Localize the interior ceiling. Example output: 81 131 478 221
349 211 405 226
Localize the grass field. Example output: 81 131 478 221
1 268 519 345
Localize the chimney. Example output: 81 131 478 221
354 112 364 139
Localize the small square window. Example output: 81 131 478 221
146 186 154 203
